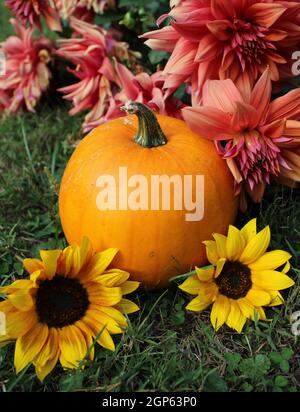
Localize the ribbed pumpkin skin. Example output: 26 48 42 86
59 114 238 289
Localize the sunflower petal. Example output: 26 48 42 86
186 295 211 312
240 218 257 243
227 225 246 260
121 281 140 295
14 323 49 374
239 226 271 264
59 325 87 369
249 250 291 271
40 250 61 279
215 258 226 278
179 275 201 295
268 290 284 306
195 266 215 281
246 288 271 306
226 300 246 333
203 240 219 264
115 298 139 314
84 248 119 279
96 306 128 327
88 285 122 306
252 270 295 290
8 290 34 311
34 328 60 382
93 269 129 287
23 258 44 274
238 298 257 320
213 233 227 258
210 295 230 331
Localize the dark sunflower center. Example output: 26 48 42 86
35 275 90 328
215 261 252 300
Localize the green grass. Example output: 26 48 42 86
0 0 299 393
0 106 299 393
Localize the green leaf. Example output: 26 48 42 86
279 359 290 373
269 352 282 364
281 348 293 361
148 51 170 64
242 383 253 392
274 376 289 388
224 353 241 371
203 370 228 392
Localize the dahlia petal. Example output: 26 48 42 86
226 158 243 184
260 119 286 139
267 89 300 123
248 3 287 28
206 20 232 41
211 0 234 19
14 323 49 374
246 289 271 306
250 69 271 123
249 250 291 271
203 79 243 114
231 101 259 131
141 26 180 52
164 38 197 75
282 120 300 139
182 106 232 140
195 33 221 62
251 270 295 290
240 226 271 265
210 295 230 331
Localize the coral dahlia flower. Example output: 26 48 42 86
54 0 115 21
5 0 62 31
0 238 139 381
0 19 54 113
182 69 300 203
57 18 139 131
179 219 294 333
83 61 185 132
142 0 300 103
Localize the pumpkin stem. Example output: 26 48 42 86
121 101 167 148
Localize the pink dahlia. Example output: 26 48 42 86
142 0 300 103
57 18 140 131
54 0 115 20
83 61 185 132
5 0 62 31
0 19 54 113
182 69 300 204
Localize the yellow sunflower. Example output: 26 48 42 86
179 219 295 333
0 238 139 381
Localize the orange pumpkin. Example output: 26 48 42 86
59 102 238 289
